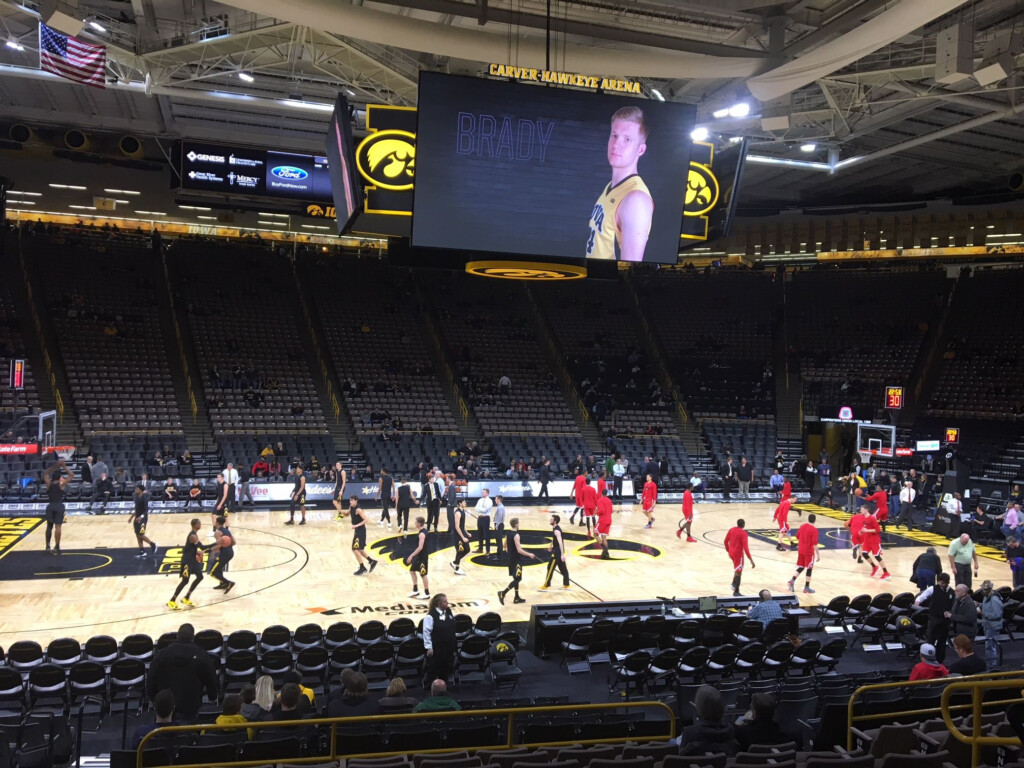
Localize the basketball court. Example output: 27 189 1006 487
0 497 1009 646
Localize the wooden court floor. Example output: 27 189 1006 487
0 500 1011 646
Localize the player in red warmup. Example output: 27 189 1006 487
772 496 793 551
595 487 614 560
641 473 658 529
677 486 697 542
724 519 755 596
788 513 820 593
859 510 890 580
581 481 598 538
597 472 607 500
847 506 868 563
781 479 792 502
569 471 587 525
865 485 889 532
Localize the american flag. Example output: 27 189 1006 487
39 23 106 88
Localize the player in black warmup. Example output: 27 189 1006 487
168 518 212 609
210 515 236 593
498 518 537 605
376 468 394 528
405 516 430 600
332 461 347 521
395 477 418 535
128 483 158 558
449 499 472 576
286 467 306 525
540 514 570 590
42 458 73 555
349 496 379 575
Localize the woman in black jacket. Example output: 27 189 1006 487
679 686 739 757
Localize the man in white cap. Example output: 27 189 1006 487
909 643 949 681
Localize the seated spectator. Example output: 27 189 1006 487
268 460 283 481
164 478 178 500
413 679 461 712
735 693 789 750
269 683 306 721
378 678 419 713
212 693 253 739
240 681 270 722
327 671 375 718
948 634 986 676
131 689 177 748
747 590 784 629
690 471 705 496
180 451 194 466
282 670 315 709
92 473 114 507
678 685 738 756
260 444 275 459
252 458 269 479
909 643 949 681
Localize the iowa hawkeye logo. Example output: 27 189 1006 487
356 130 415 191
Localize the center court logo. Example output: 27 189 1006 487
356 130 416 191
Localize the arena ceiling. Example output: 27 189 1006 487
0 0 1023 210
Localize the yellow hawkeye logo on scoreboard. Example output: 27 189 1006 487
356 130 416 191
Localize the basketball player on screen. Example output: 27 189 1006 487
586 106 654 262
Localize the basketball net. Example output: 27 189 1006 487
46 445 77 461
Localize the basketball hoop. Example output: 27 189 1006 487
858 450 873 467
47 445 77 461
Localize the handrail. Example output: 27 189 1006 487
940 676 1024 768
159 247 199 423
846 671 1024 754
290 263 341 423
424 313 470 426
137 700 676 768
15 233 66 422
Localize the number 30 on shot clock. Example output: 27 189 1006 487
885 385 903 409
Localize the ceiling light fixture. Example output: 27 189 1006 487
650 88 665 102
713 108 730 119
5 40 24 51
690 127 709 142
104 188 140 195
238 72 254 83
800 143 817 152
728 103 750 118
88 21 106 32
279 99 334 113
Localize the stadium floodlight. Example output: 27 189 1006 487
800 143 817 152
690 127 709 142
728 102 750 118
238 72 254 83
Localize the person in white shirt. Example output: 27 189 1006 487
690 471 705 499
612 459 626 499
897 481 917 530
471 489 494 555
944 492 967 522
223 463 240 513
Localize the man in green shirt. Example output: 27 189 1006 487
948 533 979 590
412 679 462 712
604 454 617 481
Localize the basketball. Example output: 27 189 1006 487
220 536 232 548
854 488 863 497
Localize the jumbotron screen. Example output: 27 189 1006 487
412 72 697 264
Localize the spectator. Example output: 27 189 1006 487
947 533 979 590
997 502 1022 540
281 670 315 709
268 459 283 481
979 579 1004 670
498 374 511 395
413 679 462 712
212 693 253 740
378 678 419 713
1007 536 1024 588
270 684 305 721
911 547 942 591
252 457 269 478
948 635 986 677
914 573 954 665
327 671 374 717
184 479 203 509
678 685 738 756
735 693 789 750
146 623 218 721
240 680 271 722
950 583 978 640
91 472 114 510
747 589 784 629
909 643 949 681
131 689 177 749
93 455 109 481
164 478 178 501
690 471 705 498
769 469 784 498
423 593 458 682
180 451 194 466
